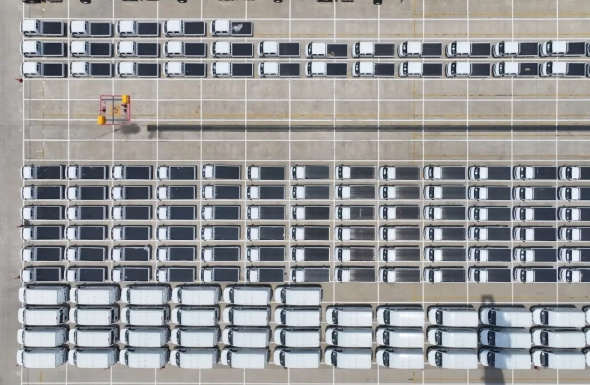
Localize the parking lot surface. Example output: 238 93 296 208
5 0 590 384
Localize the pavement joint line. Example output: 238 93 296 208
24 17 590 22
25 98 590 102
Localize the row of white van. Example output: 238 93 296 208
18 346 590 370
19 284 321 306
19 325 590 350
18 304 590 329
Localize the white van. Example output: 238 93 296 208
274 307 321 327
220 348 269 369
171 307 218 326
274 348 321 369
121 306 170 326
68 348 118 368
531 328 585 348
479 327 532 349
376 327 424 348
119 348 169 369
172 285 221 305
376 306 424 327
69 327 118 347
223 286 272 306
169 348 219 369
17 327 68 347
326 327 373 348
325 348 372 369
531 306 585 328
325 306 373 327
274 286 322 306
120 327 170 347
427 347 478 369
17 347 67 368
479 348 531 369
531 348 586 369
222 327 270 348
121 285 170 305
584 306 590 324
376 348 424 369
69 306 119 326
70 285 119 305
18 306 68 326
479 306 532 327
427 327 478 348
19 285 68 305
427 306 478 327
171 327 220 347
223 306 270 326
274 327 321 347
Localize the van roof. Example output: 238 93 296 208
18 348 66 368
71 307 114 325
173 285 219 305
326 348 372 369
69 349 117 368
20 286 68 305
122 349 167 368
275 286 322 305
377 348 424 369
273 348 320 368
377 307 424 326
19 307 64 325
124 286 169 305
224 348 268 368
172 307 217 326
173 349 218 369
73 286 118 305
439 350 478 368
224 286 271 306
275 307 321 327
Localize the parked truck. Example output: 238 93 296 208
247 166 285 181
156 267 197 283
21 267 64 283
21 41 65 57
492 62 539 77
513 166 557 180
513 187 556 201
292 165 330 180
513 206 556 221
336 185 375 199
247 185 285 200
539 41 587 57
21 165 65 180
398 62 443 77
292 185 330 200
22 205 64 221
380 186 421 200
423 205 465 221
424 166 465 180
156 205 195 221
21 226 64 241
111 226 151 241
291 226 329 241
246 267 285 283
424 185 465 200
211 62 253 78
513 227 557 242
306 62 347 77
492 41 538 57
69 20 112 37
247 205 285 220
202 246 240 262
202 226 241 241
540 62 587 77
165 42 206 57
21 19 65 37
258 41 300 57
163 19 206 37
380 226 421 241
65 267 108 283
513 247 557 263
201 205 240 221
292 206 330 220
352 62 395 77
467 166 511 181
423 267 466 283
558 166 590 181
117 42 159 58
425 247 466 262
558 187 590 201
446 41 491 57
21 62 65 78
424 226 466 241
66 226 107 241
202 185 241 200
379 166 420 180
157 186 196 200
70 61 112 77
116 62 160 78
379 268 421 283
468 247 511 262
22 246 64 262
338 205 375 220
307 42 347 58
164 62 206 77
111 186 151 201
468 267 511 283
116 20 160 37
291 267 330 283
248 226 285 241
112 165 152 180
468 226 511 241
513 267 557 283
202 164 241 180
335 247 375 262
157 226 197 241
211 42 253 58
157 166 198 180
379 247 420 262
258 62 301 77
335 226 375 241
468 186 512 201
291 247 330 262
559 227 590 242
112 246 151 262
334 267 375 283
210 19 253 37
398 42 443 58
558 267 590 283
336 165 375 180
111 266 151 282
468 207 511 222
352 42 396 58
446 62 491 77
158 246 197 262
246 246 285 262
559 247 590 263
201 267 240 283
67 186 107 201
